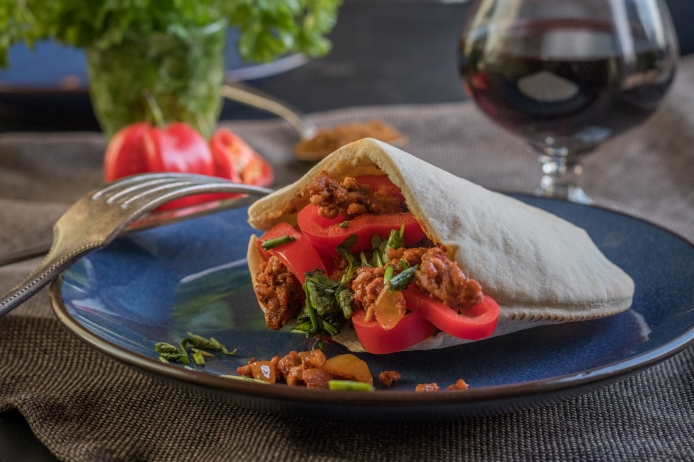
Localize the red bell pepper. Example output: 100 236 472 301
104 122 150 181
297 205 426 256
104 123 274 211
257 222 326 284
351 309 437 354
210 128 273 187
403 287 500 340
354 175 406 204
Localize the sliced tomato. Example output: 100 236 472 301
297 205 426 256
351 309 436 354
354 175 405 203
403 287 499 340
257 222 326 284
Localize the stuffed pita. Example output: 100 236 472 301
247 139 634 352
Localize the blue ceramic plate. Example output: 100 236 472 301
51 195 694 421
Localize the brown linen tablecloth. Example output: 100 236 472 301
1 57 694 461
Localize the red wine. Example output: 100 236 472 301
459 20 676 153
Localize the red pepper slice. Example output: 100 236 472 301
403 287 500 340
297 205 426 256
257 223 326 284
210 128 274 187
354 175 406 204
351 309 437 354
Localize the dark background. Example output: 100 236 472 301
1 0 693 460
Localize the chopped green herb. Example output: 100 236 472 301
219 375 270 385
339 221 350 228
336 234 359 284
159 357 169 364
192 350 206 366
385 225 405 251
383 265 394 285
155 342 190 365
328 380 374 392
389 265 419 292
292 270 354 341
180 333 236 357
261 235 296 250
191 348 214 358
400 259 408 270
359 251 371 267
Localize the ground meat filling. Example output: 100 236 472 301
238 350 337 388
307 174 404 219
379 371 402 387
351 266 386 311
254 256 304 330
388 246 484 308
414 247 483 308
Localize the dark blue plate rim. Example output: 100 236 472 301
49 195 694 406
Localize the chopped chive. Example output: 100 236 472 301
374 251 384 267
261 235 296 250
159 356 169 364
219 375 270 384
359 251 370 267
191 348 214 358
192 350 205 366
328 380 374 392
390 265 418 292
339 221 350 228
383 265 394 285
323 322 338 335
400 259 408 270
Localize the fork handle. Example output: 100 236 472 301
0 244 101 316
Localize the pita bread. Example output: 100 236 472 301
247 139 634 352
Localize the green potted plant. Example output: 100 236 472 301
0 1 341 139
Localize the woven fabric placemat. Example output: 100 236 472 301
1 58 694 461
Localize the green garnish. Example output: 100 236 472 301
181 332 236 355
291 270 353 340
191 348 214 358
220 375 270 385
383 265 394 285
192 350 206 366
339 221 350 228
328 380 374 392
155 342 190 365
359 251 371 267
385 224 406 252
261 235 296 250
400 259 408 270
389 265 418 292
336 234 359 284
371 224 406 267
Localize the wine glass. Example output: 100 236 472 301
459 0 679 203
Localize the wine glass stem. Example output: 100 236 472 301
535 154 593 204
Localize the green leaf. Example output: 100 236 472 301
155 342 190 365
293 270 353 338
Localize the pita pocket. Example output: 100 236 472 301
247 139 634 352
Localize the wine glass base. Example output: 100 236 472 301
533 185 593 205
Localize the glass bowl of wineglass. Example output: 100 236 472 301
459 0 679 203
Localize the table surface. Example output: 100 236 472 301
1 0 693 460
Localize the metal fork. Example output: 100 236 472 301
0 173 272 317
